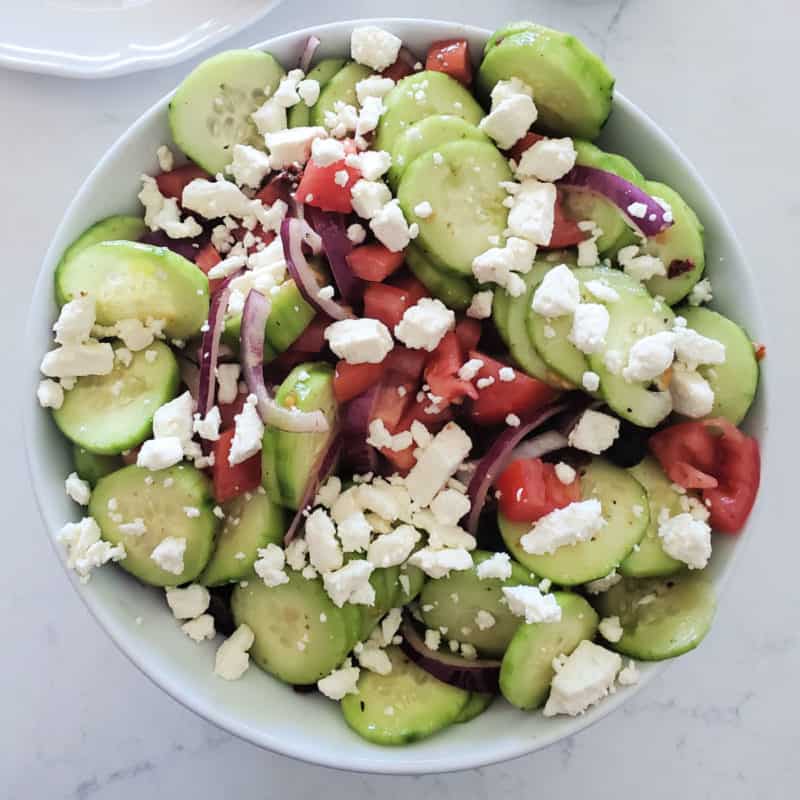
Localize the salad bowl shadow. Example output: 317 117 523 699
23 18 768 775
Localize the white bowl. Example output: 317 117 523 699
24 18 768 775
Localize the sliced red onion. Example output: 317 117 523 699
240 289 330 434
304 205 363 305
341 386 381 475
399 619 500 694
299 35 321 73
558 166 673 237
509 430 569 461
139 230 208 262
281 217 354 321
284 433 342 545
466 403 566 536
197 270 242 416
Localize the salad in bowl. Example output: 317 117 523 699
34 19 762 748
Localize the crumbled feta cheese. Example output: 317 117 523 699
216 363 241 405
585 570 621 594
521 498 605 555
305 508 343 573
347 149 392 181
65 472 91 505
670 363 715 418
323 100 359 138
350 179 392 219
516 137 576 181
254 543 290 587
618 245 666 282
502 585 562 623
466 290 494 320
370 198 414 252
394 297 455 352
315 476 342 509
568 410 620 455
137 437 184 470
193 406 221 442
347 223 367 244
182 177 287 232
688 278 713 306
367 525 421 568
214 624 254 681
627 201 648 219
118 518 147 537
41 340 115 380
598 615 624 643
156 144 174 172
543 640 621 716
150 536 187 576
317 659 360 699
153 391 194 443
273 68 305 107
367 418 413 452
311 137 345 167
37 378 64 409
471 238 536 296
458 358 485 381
555 462 576 485
357 479 409 521
658 511 712 569
569 303 609 354
617 660 640 686
584 279 620 303
57 517 125 582
138 175 203 239
430 489 471 527
475 610 496 630
355 95 385 137
506 413 521 427
228 395 264 466
297 78 320 106
475 552 513 581
323 559 375 607
531 263 580 317
227 144 271 189
356 75 395 104
182 614 216 642
507 179 556 246
357 642 392 675
251 97 287 135
582 371 601 392
53 297 95 345
324 317 394 364
673 327 725 370
622 331 676 382
408 547 473 579
350 26 402 71
479 78 537 149
424 628 442 650
285 538 308 571
264 126 326 170
381 607 403 645
166 584 210 620
337 511 372 553
404 422 472 507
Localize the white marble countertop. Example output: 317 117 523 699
2 0 796 797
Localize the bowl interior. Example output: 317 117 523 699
24 18 767 775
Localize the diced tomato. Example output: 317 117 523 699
507 132 546 164
467 351 559 426
755 343 767 361
363 278 428 330
455 318 482 353
218 392 247 431
194 242 224 293
382 57 415 82
334 360 386 403
212 428 262 503
372 377 411 431
289 315 330 354
397 397 454 429
347 243 405 282
544 190 587 249
296 155 360 213
425 39 472 86
425 331 478 405
649 418 760 533
156 164 209 201
496 458 581 523
380 443 417 474
255 172 296 206
386 346 428 381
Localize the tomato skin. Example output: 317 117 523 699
347 243 405 281
508 132 546 164
496 458 581 523
334 361 386 403
545 190 587 249
386 346 427 381
296 157 360 213
467 351 559 426
194 243 224 293
455 318 482 353
649 418 760 533
425 331 478 405
382 58 415 82
363 278 428 330
425 39 472 85
156 164 209 200
218 392 247 431
212 428 262 503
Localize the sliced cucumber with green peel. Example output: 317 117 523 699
89 464 218 586
499 592 598 710
405 245 476 310
169 49 284 175
483 21 539 56
222 313 278 361
310 61 372 127
388 115 489 188
419 550 535 657
261 363 337 509
288 58 347 127
594 573 716 660
455 693 495 723
640 181 705 305
231 570 360 684
72 445 123 487
56 216 147 285
53 341 179 455
679 306 759 424
375 71 484 155
620 457 684 578
397 140 512 276
55 241 210 340
199 491 286 586
341 647 470 745
499 458 649 585
477 26 614 140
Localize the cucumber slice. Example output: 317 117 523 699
261 363 337 509
340 647 470 745
375 71 484 155
168 50 284 175
89 464 217 586
405 245 476 310
310 61 371 128
476 26 614 140
640 181 705 305
397 140 512 276
499 592 598 710
678 306 759 424
72 445 123 487
199 491 286 586
483 21 539 56
388 115 489 188
594 573 716 660
53 341 179 455
584 268 676 427
231 570 360 684
620 457 684 578
419 550 535 657
288 58 347 127
455 692 495 723
55 241 210 340
221 313 278 361
499 458 649 585
55 216 147 288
